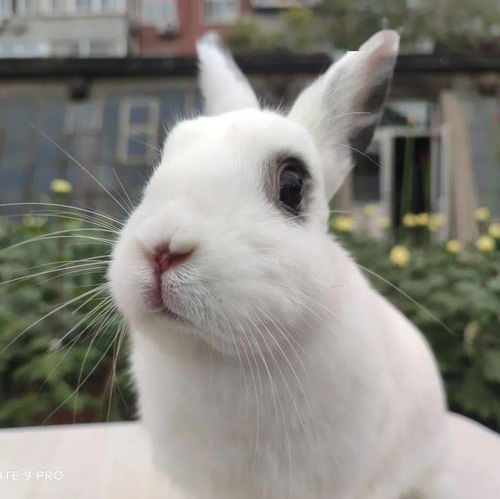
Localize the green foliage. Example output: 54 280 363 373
227 0 500 53
316 0 414 50
0 212 133 428
331 215 500 431
1 201 499 433
226 8 321 54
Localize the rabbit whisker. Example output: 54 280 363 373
29 123 131 216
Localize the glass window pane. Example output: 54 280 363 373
66 102 102 133
89 39 115 56
75 0 91 13
353 149 381 202
0 0 12 18
127 135 149 157
118 98 159 164
141 0 177 30
18 0 37 14
103 0 125 12
45 0 66 13
204 0 238 24
129 105 151 125
52 40 80 56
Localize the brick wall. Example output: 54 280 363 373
138 0 252 56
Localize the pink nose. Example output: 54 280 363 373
153 243 193 274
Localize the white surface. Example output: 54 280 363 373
0 421 184 499
0 413 499 498
436 413 500 499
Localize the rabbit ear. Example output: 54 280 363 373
288 30 399 199
196 33 260 116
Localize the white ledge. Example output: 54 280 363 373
0 413 499 498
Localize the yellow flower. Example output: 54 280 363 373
50 179 73 194
474 207 491 222
446 239 462 254
464 321 480 356
23 215 47 228
430 213 446 226
363 204 378 217
332 216 355 233
428 213 446 232
415 213 429 226
488 223 500 239
402 213 416 227
389 245 411 267
475 235 495 252
378 217 391 230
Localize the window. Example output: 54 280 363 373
88 39 117 56
352 142 381 202
0 0 12 19
387 100 432 127
75 0 91 13
141 0 178 31
203 0 239 25
101 0 126 12
51 39 80 56
0 41 49 57
51 39 118 57
40 0 126 15
117 98 160 165
17 0 38 15
42 0 66 13
65 102 103 134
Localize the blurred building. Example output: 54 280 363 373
250 0 321 34
0 52 499 241
136 1 319 56
138 0 252 56
0 1 265 58
0 0 133 57
0 1 324 58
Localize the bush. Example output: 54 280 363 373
1 198 499 432
0 207 134 427
225 8 320 54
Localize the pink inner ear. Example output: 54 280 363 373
359 31 399 105
360 30 400 56
361 31 400 79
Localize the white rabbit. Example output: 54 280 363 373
108 31 448 499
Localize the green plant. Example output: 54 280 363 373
225 8 320 54
2 196 499 432
0 209 133 427
227 0 500 54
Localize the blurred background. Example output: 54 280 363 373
0 0 499 432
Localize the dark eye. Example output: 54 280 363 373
279 163 304 215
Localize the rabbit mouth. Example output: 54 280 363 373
143 280 187 323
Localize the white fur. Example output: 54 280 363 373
197 32 260 116
109 32 449 498
289 30 399 197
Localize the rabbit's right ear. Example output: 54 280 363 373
196 33 259 116
288 30 399 200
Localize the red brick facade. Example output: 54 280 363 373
138 0 252 56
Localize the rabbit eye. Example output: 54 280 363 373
279 163 304 215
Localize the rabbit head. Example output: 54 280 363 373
108 31 399 355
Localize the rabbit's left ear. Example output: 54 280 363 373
197 33 260 116
288 30 399 199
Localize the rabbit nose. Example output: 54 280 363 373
153 243 193 274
